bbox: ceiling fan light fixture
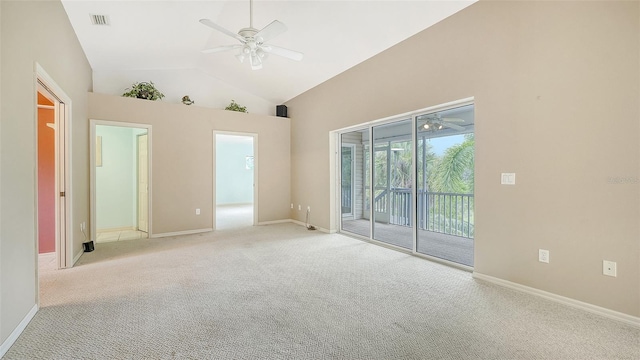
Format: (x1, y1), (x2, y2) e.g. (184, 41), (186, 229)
(199, 0), (304, 70)
(250, 54), (262, 70)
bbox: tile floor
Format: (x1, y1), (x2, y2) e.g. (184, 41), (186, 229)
(216, 204), (253, 230)
(97, 229), (148, 243)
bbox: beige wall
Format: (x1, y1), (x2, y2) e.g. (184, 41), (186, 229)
(0, 0), (93, 346)
(286, 1), (639, 317)
(88, 93), (291, 234)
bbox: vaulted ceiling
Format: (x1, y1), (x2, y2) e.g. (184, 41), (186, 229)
(62, 1), (476, 106)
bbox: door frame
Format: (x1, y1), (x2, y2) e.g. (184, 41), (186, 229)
(213, 131), (259, 229)
(90, 120), (153, 242)
(35, 63), (72, 272)
(137, 133), (149, 233)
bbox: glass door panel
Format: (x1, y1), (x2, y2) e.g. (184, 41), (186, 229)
(372, 119), (413, 249)
(340, 130), (370, 238)
(415, 104), (475, 266)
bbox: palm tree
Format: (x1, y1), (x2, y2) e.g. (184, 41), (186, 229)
(431, 134), (474, 193)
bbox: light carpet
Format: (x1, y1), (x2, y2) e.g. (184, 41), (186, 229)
(4, 223), (639, 359)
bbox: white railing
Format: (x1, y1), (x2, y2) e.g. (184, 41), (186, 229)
(365, 188), (474, 238)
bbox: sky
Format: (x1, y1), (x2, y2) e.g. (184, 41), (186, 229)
(427, 134), (465, 156)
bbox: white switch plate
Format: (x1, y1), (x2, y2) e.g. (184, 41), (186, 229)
(603, 260), (617, 277)
(538, 249), (549, 263)
(290, 203), (294, 209)
(501, 173), (516, 185)
(307, 206), (311, 211)
(298, 205), (301, 211)
(195, 208), (200, 215)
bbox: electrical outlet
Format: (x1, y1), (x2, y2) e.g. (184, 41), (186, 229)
(538, 249), (549, 263)
(298, 205), (301, 211)
(603, 260), (617, 277)
(80, 222), (85, 231)
(195, 208), (200, 215)
(290, 203), (294, 209)
(307, 206), (311, 212)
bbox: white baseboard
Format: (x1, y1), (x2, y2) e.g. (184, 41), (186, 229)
(0, 304), (38, 358)
(257, 219), (292, 226)
(72, 248), (84, 266)
(256, 219), (334, 233)
(289, 219), (333, 233)
(473, 272), (640, 328)
(150, 228), (213, 238)
(97, 226), (136, 232)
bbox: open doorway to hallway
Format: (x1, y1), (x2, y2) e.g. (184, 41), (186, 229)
(215, 133), (257, 230)
(92, 123), (150, 243)
(37, 88), (58, 271)
(36, 66), (72, 272)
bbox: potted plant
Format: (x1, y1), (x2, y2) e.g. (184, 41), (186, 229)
(122, 81), (165, 101)
(225, 100), (247, 113)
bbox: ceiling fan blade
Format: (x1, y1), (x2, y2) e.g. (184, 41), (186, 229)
(201, 44), (242, 54)
(262, 45), (303, 61)
(199, 19), (244, 42)
(440, 122), (465, 131)
(255, 20), (287, 43)
(441, 117), (465, 123)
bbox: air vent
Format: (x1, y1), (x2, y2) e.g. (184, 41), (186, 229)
(90, 14), (110, 26)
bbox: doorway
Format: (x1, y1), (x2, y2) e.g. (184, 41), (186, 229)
(214, 132), (258, 230)
(90, 121), (151, 243)
(36, 65), (71, 271)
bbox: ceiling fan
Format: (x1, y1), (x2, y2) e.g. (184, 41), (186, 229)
(421, 116), (466, 132)
(199, 0), (303, 70)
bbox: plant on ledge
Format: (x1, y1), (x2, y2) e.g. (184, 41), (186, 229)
(225, 100), (248, 113)
(122, 81), (165, 101)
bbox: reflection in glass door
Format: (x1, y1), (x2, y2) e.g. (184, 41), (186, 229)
(341, 145), (354, 217)
(340, 131), (370, 238)
(372, 119), (413, 249)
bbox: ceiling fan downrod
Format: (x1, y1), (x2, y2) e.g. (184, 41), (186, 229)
(249, 0), (254, 29)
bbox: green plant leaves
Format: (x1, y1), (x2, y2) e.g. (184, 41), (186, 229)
(225, 100), (247, 113)
(122, 81), (165, 101)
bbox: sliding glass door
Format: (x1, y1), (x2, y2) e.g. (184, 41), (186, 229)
(415, 104), (475, 266)
(372, 119), (413, 249)
(339, 102), (475, 267)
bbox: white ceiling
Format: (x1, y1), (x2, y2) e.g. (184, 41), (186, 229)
(61, 1), (476, 104)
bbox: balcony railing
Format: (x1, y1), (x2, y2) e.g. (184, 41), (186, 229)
(345, 186), (474, 239)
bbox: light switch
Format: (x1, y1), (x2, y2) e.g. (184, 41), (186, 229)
(501, 173), (516, 185)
